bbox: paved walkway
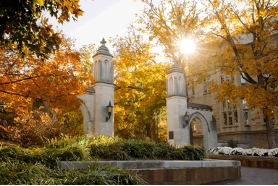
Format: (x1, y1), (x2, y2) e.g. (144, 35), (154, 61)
(214, 167), (278, 185)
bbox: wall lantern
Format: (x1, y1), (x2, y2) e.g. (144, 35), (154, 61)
(106, 101), (113, 122)
(183, 111), (189, 128)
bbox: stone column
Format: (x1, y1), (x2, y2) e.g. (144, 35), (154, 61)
(92, 38), (115, 136)
(166, 62), (188, 145)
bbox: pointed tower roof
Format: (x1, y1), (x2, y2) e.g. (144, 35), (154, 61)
(93, 38), (113, 58)
(168, 62), (183, 74)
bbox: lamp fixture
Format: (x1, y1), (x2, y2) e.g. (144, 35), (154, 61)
(106, 101), (113, 122)
(183, 111), (189, 128)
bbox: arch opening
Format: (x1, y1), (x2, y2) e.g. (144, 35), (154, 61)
(187, 111), (211, 149)
(79, 103), (94, 136)
(189, 117), (204, 146)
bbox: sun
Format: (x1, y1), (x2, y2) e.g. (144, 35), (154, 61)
(180, 39), (196, 54)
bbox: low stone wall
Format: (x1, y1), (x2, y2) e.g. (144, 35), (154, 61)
(134, 166), (240, 185)
(60, 160), (241, 185)
(208, 154), (278, 169)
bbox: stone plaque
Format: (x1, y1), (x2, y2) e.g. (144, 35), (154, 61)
(169, 131), (174, 139)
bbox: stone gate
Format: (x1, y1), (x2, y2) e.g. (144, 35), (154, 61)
(78, 38), (115, 136)
(166, 62), (217, 150)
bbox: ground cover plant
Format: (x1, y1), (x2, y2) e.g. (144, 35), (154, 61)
(0, 161), (146, 185)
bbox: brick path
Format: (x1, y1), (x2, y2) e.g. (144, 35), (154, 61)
(212, 167), (278, 185)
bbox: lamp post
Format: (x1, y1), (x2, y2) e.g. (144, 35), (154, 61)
(106, 101), (113, 122)
(183, 111), (189, 128)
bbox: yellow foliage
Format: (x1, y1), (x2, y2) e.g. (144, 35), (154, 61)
(111, 26), (170, 140)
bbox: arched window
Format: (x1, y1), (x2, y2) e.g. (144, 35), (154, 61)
(98, 59), (102, 81)
(174, 77), (177, 94)
(178, 76), (182, 94)
(105, 60), (109, 81)
(103, 60), (108, 81)
(95, 61), (98, 81)
(169, 77), (173, 95)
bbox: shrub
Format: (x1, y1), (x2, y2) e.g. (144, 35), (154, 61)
(0, 144), (89, 168)
(88, 135), (206, 160)
(1, 135), (207, 167)
(0, 109), (60, 147)
(0, 161), (147, 185)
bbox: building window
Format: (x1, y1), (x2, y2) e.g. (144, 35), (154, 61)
(243, 99), (248, 109)
(220, 74), (234, 83)
(192, 81), (195, 96)
(187, 81), (195, 97)
(223, 101), (226, 111)
(244, 111), (249, 125)
(241, 75), (246, 84)
(241, 99), (250, 126)
(231, 75), (235, 80)
(204, 76), (211, 94)
(204, 84), (208, 93)
(227, 100), (232, 110)
(220, 76), (225, 82)
(234, 111), (238, 125)
(222, 99), (238, 127)
(207, 75), (211, 81)
(223, 113), (227, 125)
(228, 112), (233, 125)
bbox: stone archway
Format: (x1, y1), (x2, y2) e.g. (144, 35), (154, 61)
(166, 62), (218, 150)
(79, 104), (93, 135)
(183, 109), (217, 150)
(189, 117), (203, 146)
(77, 88), (95, 136)
(187, 111), (211, 150)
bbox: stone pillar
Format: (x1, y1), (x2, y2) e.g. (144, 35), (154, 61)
(92, 38), (115, 136)
(166, 62), (189, 145)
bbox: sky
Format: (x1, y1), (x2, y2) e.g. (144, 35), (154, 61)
(49, 0), (146, 50)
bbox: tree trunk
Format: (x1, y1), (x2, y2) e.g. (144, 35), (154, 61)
(265, 114), (277, 149)
(150, 122), (156, 143)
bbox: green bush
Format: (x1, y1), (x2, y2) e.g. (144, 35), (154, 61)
(87, 135), (206, 160)
(0, 135), (206, 185)
(0, 144), (89, 168)
(1, 135), (206, 163)
(0, 161), (147, 185)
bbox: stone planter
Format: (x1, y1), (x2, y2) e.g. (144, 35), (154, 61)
(208, 154), (278, 169)
(60, 160), (241, 185)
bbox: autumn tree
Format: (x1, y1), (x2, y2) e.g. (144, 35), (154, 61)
(0, 37), (92, 115)
(138, 0), (207, 72)
(111, 27), (170, 141)
(137, 0), (278, 148)
(0, 0), (84, 58)
(188, 0), (278, 148)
